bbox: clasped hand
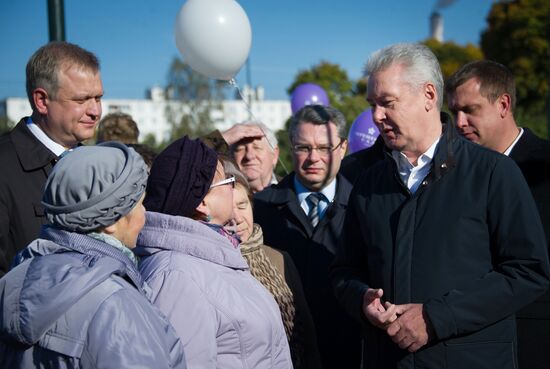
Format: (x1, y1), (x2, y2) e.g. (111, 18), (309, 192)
(363, 288), (432, 352)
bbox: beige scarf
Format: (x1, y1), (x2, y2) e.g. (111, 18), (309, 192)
(240, 224), (296, 340)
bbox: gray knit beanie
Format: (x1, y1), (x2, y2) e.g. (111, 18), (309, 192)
(42, 141), (148, 232)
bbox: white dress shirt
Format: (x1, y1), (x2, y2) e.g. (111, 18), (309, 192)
(391, 137), (440, 194)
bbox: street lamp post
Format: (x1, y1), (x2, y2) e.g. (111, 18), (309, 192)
(47, 0), (65, 42)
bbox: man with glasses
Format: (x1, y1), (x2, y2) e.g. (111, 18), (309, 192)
(254, 105), (361, 369)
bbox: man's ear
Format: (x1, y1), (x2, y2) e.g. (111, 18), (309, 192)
(32, 88), (50, 115)
(498, 93), (512, 118)
(339, 139), (348, 158)
(424, 83), (437, 111)
(272, 146), (280, 167)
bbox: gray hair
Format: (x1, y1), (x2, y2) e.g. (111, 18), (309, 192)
(240, 121), (278, 151)
(364, 43), (444, 110)
(26, 42), (100, 111)
(289, 105), (347, 143)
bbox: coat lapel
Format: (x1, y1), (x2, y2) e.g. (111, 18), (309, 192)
(11, 118), (57, 173)
(269, 174), (315, 237)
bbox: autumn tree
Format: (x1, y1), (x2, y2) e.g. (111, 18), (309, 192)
(165, 58), (227, 143)
(0, 116), (11, 135)
(273, 62), (368, 177)
(423, 39), (483, 79)
(480, 0), (550, 136)
(287, 61), (367, 132)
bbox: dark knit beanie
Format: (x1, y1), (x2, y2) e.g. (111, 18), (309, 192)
(144, 136), (218, 217)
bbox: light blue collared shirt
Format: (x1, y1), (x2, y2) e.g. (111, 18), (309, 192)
(391, 137), (440, 194)
(294, 176), (337, 220)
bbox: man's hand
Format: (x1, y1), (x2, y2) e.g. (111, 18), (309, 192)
(363, 288), (398, 329)
(386, 303), (433, 352)
(222, 124), (265, 146)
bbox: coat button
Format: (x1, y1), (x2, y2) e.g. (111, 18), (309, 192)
(422, 180), (428, 186)
(441, 163), (447, 169)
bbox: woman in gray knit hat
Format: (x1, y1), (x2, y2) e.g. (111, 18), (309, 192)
(0, 142), (186, 369)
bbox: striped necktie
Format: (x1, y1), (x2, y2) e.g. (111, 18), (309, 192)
(307, 193), (321, 228)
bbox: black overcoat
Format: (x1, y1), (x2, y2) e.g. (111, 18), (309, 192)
(0, 119), (56, 275)
(254, 173), (362, 369)
(509, 127), (550, 369)
(331, 123), (550, 369)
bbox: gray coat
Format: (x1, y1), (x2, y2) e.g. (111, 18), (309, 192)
(0, 226), (186, 369)
(135, 212), (293, 369)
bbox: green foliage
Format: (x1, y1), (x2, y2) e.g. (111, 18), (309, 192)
(164, 58), (226, 143)
(423, 39), (484, 79)
(274, 117), (293, 178)
(481, 0), (550, 116)
(516, 107), (548, 138)
(286, 61), (368, 135)
(278, 61), (370, 176)
(0, 116), (12, 135)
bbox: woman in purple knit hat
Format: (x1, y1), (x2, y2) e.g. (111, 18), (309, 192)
(135, 136), (293, 369)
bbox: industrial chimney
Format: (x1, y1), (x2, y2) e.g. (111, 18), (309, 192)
(430, 12), (444, 42)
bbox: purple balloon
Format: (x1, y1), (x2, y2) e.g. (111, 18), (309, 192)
(290, 83), (329, 114)
(347, 109), (380, 154)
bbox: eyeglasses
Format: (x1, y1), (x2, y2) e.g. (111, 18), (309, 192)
(210, 175), (236, 189)
(292, 139), (345, 156)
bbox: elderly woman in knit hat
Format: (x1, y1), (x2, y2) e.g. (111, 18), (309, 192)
(135, 136), (292, 369)
(0, 142), (186, 369)
(227, 163), (321, 369)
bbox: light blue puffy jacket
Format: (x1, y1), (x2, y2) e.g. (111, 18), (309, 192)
(0, 227), (186, 369)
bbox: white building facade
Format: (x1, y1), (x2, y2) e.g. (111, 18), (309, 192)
(1, 86), (291, 144)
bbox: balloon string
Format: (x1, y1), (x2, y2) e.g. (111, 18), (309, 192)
(227, 78), (289, 176)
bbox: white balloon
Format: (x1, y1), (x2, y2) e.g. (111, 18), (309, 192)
(174, 0), (252, 80)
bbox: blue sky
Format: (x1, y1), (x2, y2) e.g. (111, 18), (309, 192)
(0, 0), (494, 101)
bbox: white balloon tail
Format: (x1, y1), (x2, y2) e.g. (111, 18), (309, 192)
(228, 78), (289, 175)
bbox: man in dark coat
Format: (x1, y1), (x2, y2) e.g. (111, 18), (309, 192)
(0, 42), (103, 276)
(446, 60), (550, 369)
(339, 135), (385, 185)
(331, 43), (550, 369)
(254, 105), (362, 369)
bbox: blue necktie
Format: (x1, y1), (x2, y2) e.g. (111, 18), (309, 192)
(307, 193), (321, 227)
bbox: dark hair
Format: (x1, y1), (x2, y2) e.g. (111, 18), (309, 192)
(26, 42), (100, 110)
(446, 60), (516, 111)
(289, 105), (346, 143)
(128, 143), (157, 170)
(97, 113), (140, 144)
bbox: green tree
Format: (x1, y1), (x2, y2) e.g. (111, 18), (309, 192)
(274, 117), (293, 179)
(287, 61), (368, 130)
(164, 58), (227, 143)
(276, 61), (369, 177)
(423, 39), (483, 79)
(0, 116), (13, 135)
(480, 0), (550, 134)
